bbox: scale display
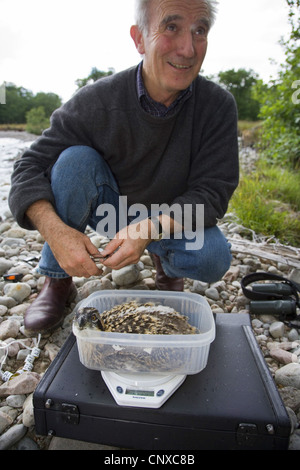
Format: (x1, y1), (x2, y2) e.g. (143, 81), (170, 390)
(101, 371), (186, 408)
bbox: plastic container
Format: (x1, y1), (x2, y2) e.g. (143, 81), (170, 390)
(72, 290), (215, 376)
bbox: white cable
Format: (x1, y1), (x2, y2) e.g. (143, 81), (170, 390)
(0, 335), (41, 382)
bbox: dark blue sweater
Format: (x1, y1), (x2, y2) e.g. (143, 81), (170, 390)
(9, 65), (239, 230)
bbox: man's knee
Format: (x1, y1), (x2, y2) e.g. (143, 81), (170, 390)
(194, 229), (232, 283)
(51, 146), (100, 181)
(160, 227), (232, 283)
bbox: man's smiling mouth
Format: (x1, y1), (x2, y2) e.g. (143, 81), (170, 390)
(168, 61), (192, 70)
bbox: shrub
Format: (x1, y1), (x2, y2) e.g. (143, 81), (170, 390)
(26, 106), (50, 135)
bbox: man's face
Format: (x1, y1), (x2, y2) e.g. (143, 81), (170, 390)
(132, 0), (210, 106)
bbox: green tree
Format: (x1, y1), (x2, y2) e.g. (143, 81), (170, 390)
(255, 0), (300, 169)
(32, 92), (62, 117)
(26, 106), (50, 135)
(0, 84), (33, 124)
(0, 84), (62, 124)
(75, 67), (115, 90)
(217, 68), (260, 121)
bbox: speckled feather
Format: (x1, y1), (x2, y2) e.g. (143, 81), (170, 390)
(74, 301), (198, 335)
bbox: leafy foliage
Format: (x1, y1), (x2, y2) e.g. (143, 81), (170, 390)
(254, 0), (300, 169)
(0, 84), (33, 124)
(217, 69), (260, 121)
(75, 67), (114, 90)
(0, 83), (62, 125)
(26, 107), (50, 135)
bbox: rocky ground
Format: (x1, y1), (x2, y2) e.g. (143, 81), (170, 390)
(0, 132), (299, 450)
(0, 213), (299, 450)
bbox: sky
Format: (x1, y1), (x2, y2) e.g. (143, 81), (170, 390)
(0, 0), (292, 103)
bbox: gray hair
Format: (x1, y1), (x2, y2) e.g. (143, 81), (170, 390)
(134, 0), (218, 34)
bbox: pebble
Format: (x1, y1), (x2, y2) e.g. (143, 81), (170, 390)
(269, 321), (286, 339)
(0, 372), (40, 397)
(6, 394), (26, 408)
(275, 364), (300, 389)
(0, 409), (14, 433)
(0, 424), (27, 450)
(0, 259), (14, 276)
(269, 348), (298, 365)
(0, 319), (21, 340)
(204, 287), (219, 301)
(15, 435), (39, 450)
(22, 393), (35, 427)
(112, 264), (140, 286)
(3, 282), (31, 303)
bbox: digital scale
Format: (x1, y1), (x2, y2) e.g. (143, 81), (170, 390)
(101, 371), (186, 408)
(33, 314), (291, 450)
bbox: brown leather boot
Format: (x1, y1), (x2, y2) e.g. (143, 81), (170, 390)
(24, 277), (77, 335)
(150, 253), (184, 292)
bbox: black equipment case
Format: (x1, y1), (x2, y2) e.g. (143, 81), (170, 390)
(33, 314), (291, 450)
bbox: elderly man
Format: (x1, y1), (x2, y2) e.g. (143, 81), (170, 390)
(9, 0), (239, 335)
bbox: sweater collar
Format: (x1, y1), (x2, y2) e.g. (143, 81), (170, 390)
(136, 61), (192, 117)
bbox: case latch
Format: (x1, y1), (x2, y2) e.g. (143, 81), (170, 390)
(61, 403), (80, 425)
(237, 423), (258, 447)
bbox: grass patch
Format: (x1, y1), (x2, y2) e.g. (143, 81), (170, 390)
(0, 123), (26, 131)
(229, 160), (300, 246)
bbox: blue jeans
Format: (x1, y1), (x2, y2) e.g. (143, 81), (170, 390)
(37, 146), (232, 283)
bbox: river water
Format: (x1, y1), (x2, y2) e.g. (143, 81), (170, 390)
(0, 132), (34, 217)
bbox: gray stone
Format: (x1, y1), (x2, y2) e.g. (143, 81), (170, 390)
(0, 424), (27, 450)
(288, 430), (300, 450)
(289, 269), (300, 285)
(0, 296), (17, 308)
(205, 287), (220, 301)
(190, 280), (209, 295)
(0, 259), (14, 276)
(6, 394), (27, 408)
(3, 282), (31, 303)
(16, 436), (39, 450)
(139, 269), (153, 279)
(0, 222), (11, 234)
(279, 386), (300, 412)
(269, 321), (285, 339)
(0, 237), (26, 247)
(4, 228), (27, 238)
(22, 393), (35, 427)
(0, 372), (40, 397)
(0, 409), (14, 433)
(112, 264), (140, 286)
(0, 305), (7, 316)
(275, 363), (300, 389)
(0, 319), (20, 340)
(78, 279), (105, 299)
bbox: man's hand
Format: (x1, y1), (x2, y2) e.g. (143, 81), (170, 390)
(26, 200), (102, 278)
(99, 215), (183, 270)
(100, 218), (155, 270)
(47, 225), (103, 278)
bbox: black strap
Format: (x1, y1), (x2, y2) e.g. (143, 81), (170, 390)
(241, 272), (300, 307)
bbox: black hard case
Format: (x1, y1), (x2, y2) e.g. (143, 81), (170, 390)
(33, 314), (291, 450)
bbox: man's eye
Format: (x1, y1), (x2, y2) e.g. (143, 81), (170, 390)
(195, 27), (207, 36)
(166, 23), (177, 32)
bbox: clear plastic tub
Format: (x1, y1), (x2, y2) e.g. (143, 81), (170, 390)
(72, 290), (215, 376)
